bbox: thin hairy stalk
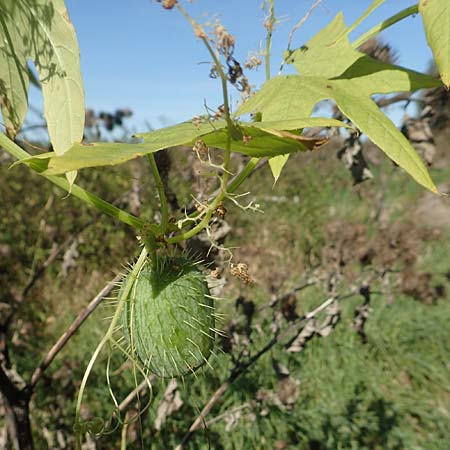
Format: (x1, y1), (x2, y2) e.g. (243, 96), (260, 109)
(75, 247), (148, 447)
(352, 4), (419, 49)
(176, 4), (235, 135)
(166, 195), (222, 244)
(341, 0), (387, 40)
(264, 0), (275, 81)
(0, 133), (152, 231)
(147, 154), (169, 234)
(176, 156), (261, 231)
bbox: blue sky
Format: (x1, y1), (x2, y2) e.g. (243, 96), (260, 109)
(26, 1), (433, 137)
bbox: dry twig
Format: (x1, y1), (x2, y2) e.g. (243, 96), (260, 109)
(29, 274), (122, 389)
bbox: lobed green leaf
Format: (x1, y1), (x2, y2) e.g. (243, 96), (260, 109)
(236, 9), (442, 191)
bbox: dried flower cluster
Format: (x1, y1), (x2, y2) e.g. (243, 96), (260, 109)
(244, 53), (263, 70)
(212, 21), (235, 58)
(208, 20), (252, 99)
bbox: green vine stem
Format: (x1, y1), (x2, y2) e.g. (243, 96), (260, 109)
(0, 133), (156, 232)
(352, 4), (419, 49)
(171, 156), (260, 233)
(166, 157), (259, 244)
(74, 246), (148, 448)
(226, 156), (260, 194)
(147, 154), (169, 234)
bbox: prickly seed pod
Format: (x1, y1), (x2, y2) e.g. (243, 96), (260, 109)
(121, 255), (215, 378)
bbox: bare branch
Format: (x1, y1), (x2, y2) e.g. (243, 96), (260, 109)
(29, 274), (122, 389)
(174, 380), (231, 450)
(204, 403), (251, 427)
(118, 376), (156, 413)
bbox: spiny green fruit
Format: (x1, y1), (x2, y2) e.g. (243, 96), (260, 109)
(121, 255), (215, 378)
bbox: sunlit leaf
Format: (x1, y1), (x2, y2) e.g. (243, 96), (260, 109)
(201, 126), (311, 157)
(0, 0), (85, 188)
(0, 0), (85, 151)
(0, 13), (29, 138)
(250, 117), (351, 132)
(419, 0), (450, 87)
(15, 120), (227, 174)
(269, 155), (289, 185)
(286, 13), (441, 92)
(237, 9), (443, 192)
(135, 119), (227, 145)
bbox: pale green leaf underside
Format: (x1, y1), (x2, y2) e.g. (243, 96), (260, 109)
(419, 0), (450, 87)
(14, 117), (349, 174)
(202, 126), (309, 157)
(0, 0), (85, 152)
(14, 120), (229, 174)
(236, 75), (437, 193)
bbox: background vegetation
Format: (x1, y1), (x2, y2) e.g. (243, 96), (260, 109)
(1, 112), (449, 448)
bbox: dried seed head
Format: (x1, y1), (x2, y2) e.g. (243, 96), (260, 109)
(264, 19), (273, 32)
(214, 104), (225, 119)
(209, 64), (219, 79)
(193, 139), (208, 160)
(160, 0), (177, 10)
(230, 262), (253, 284)
(244, 54), (263, 70)
(194, 25), (206, 39)
(192, 115), (203, 128)
(210, 267), (221, 279)
(213, 21), (235, 57)
(215, 202), (227, 219)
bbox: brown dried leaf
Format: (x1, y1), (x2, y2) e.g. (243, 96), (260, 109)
(268, 129), (329, 150)
(277, 376), (300, 408)
(154, 379), (183, 430)
(286, 320), (316, 353)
